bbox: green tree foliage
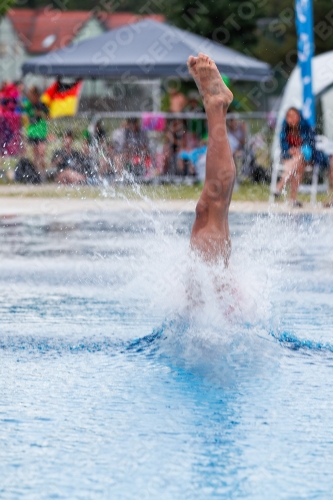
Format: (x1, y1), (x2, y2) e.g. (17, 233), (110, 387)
(157, 0), (265, 53)
(251, 0), (297, 77)
(252, 0), (333, 74)
(0, 0), (16, 17)
(312, 0), (333, 55)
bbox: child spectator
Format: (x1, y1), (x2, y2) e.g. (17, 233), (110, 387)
(23, 86), (49, 179)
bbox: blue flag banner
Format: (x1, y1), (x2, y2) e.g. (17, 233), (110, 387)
(296, 0), (315, 127)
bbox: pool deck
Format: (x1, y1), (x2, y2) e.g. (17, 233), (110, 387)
(0, 185), (332, 217)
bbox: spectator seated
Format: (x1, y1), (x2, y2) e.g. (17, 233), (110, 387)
(121, 118), (151, 177)
(99, 140), (119, 179)
(177, 135), (208, 181)
(227, 118), (246, 155)
(163, 119), (202, 176)
(272, 107), (330, 206)
(162, 119), (185, 175)
(50, 129), (97, 185)
(14, 158), (41, 184)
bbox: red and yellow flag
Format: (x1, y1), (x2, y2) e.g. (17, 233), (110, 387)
(41, 80), (83, 119)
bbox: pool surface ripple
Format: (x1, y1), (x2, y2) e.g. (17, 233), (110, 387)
(0, 210), (332, 499)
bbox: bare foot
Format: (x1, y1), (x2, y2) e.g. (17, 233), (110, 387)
(195, 53), (233, 110)
(187, 55), (202, 96)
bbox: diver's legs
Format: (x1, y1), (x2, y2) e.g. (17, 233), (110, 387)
(187, 53), (235, 262)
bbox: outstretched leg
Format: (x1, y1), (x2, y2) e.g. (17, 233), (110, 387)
(188, 53), (235, 263)
(276, 151), (305, 203)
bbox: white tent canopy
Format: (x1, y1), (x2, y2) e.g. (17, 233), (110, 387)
(272, 51), (333, 161)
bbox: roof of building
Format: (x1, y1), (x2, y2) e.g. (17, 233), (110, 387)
(97, 12), (164, 30)
(7, 9), (164, 54)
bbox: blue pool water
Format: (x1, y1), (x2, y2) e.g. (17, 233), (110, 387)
(0, 209), (333, 499)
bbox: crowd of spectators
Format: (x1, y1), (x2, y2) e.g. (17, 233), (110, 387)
(0, 80), (250, 186)
(3, 80), (331, 201)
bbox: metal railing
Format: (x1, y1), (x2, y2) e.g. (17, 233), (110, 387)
(85, 111), (271, 131)
(45, 111), (274, 182)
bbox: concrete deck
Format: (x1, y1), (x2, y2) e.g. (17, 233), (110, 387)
(0, 185), (331, 217)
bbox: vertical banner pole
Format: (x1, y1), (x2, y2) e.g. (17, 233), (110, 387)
(295, 0), (315, 127)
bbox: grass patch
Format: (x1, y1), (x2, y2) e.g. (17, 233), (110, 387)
(232, 182), (270, 202)
(0, 184), (203, 201)
(0, 181), (331, 205)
